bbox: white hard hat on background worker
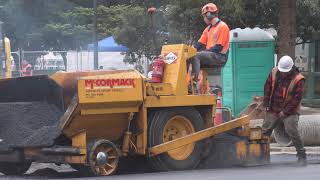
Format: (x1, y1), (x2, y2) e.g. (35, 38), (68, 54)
(278, 55), (294, 72)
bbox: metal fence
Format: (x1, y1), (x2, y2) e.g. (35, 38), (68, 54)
(10, 50), (140, 77)
(11, 50), (67, 77)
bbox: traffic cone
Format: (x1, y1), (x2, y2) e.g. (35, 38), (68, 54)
(214, 91), (223, 126)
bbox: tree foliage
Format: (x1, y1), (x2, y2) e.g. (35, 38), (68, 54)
(96, 5), (130, 37)
(0, 0), (319, 68)
(113, 6), (166, 71)
(41, 7), (93, 51)
(297, 0), (320, 42)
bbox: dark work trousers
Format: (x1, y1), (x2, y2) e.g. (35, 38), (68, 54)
(262, 112), (306, 157)
(188, 51), (228, 78)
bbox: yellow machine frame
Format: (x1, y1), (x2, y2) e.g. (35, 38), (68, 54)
(61, 44), (268, 163)
(8, 44), (269, 176)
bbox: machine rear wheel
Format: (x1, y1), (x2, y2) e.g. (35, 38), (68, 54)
(148, 107), (205, 171)
(0, 162), (31, 175)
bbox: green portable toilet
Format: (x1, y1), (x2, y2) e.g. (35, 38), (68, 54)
(222, 28), (275, 117)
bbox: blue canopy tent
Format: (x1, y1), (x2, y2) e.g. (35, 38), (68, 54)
(87, 36), (128, 52)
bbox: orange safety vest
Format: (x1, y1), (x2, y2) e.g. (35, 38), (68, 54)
(198, 21), (230, 54)
(270, 67), (305, 111)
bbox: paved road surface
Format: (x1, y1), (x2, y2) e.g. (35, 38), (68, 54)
(1, 154), (320, 179)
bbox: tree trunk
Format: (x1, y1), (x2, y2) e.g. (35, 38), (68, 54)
(278, 0), (296, 60)
(244, 0), (257, 28)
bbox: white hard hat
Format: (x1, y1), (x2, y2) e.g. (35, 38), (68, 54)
(278, 55), (294, 72)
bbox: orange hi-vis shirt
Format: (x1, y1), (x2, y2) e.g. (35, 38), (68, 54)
(198, 20), (230, 54)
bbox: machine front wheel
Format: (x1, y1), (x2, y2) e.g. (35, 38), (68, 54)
(87, 139), (120, 176)
(148, 107), (206, 171)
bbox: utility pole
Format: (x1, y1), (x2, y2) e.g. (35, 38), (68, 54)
(147, 7), (157, 53)
(93, 0), (98, 70)
(146, 7), (157, 76)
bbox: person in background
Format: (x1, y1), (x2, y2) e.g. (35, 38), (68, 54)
(20, 59), (33, 77)
(262, 55), (307, 166)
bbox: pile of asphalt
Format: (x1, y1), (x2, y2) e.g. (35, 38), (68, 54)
(0, 102), (63, 151)
(199, 133), (246, 169)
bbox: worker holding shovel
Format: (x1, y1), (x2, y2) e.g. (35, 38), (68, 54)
(262, 55), (307, 166)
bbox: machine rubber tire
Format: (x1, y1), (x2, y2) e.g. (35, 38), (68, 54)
(148, 107), (205, 172)
(0, 162), (31, 175)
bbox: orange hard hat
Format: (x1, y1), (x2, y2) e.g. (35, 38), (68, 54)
(202, 3), (218, 15)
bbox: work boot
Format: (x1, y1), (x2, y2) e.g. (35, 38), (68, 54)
(296, 151), (307, 166)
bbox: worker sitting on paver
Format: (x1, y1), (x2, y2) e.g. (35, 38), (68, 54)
(262, 55), (307, 166)
(189, 3), (230, 84)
